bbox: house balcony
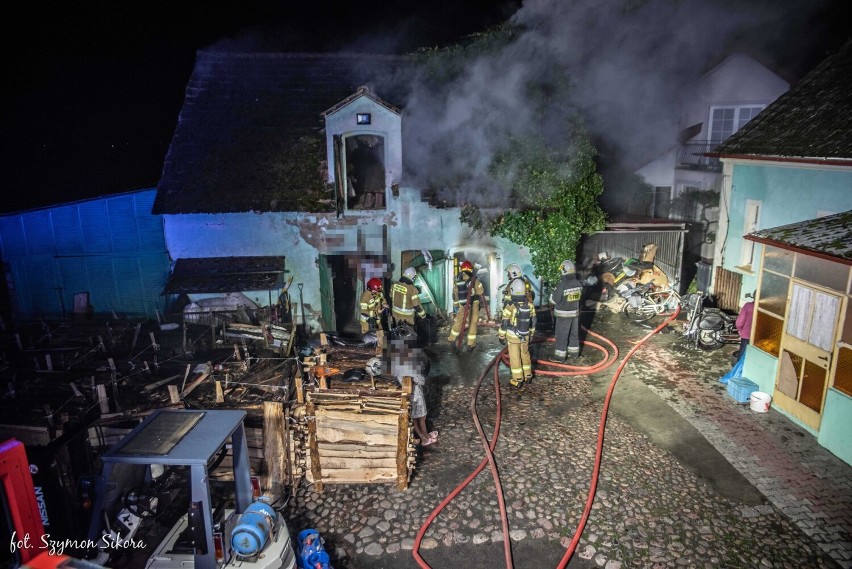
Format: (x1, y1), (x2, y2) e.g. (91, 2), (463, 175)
(678, 140), (723, 172)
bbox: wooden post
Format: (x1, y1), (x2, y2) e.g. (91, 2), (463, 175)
(305, 401), (323, 491)
(215, 381), (224, 403)
(149, 332), (159, 352)
(45, 354), (53, 372)
(168, 385), (180, 405)
(96, 384), (109, 414)
(211, 322), (216, 347)
(234, 344), (242, 361)
(263, 401), (286, 498)
(396, 380), (412, 491)
(295, 364), (304, 404)
(284, 406), (293, 489)
(130, 323), (141, 352)
(181, 363), (191, 392)
(182, 321), (187, 352)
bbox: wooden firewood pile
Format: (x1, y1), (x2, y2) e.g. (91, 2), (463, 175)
(286, 335), (417, 491)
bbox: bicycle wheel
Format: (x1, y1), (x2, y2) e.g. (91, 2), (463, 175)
(622, 297), (657, 322)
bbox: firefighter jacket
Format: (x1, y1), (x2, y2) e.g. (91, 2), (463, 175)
(359, 290), (387, 329)
(550, 273), (583, 318)
(498, 296), (536, 341)
(391, 277), (425, 324)
(501, 277), (535, 306)
(453, 275), (485, 308)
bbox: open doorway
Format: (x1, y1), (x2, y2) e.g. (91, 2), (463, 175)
(345, 135), (386, 210)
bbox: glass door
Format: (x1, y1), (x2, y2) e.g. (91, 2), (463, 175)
(774, 282), (842, 429)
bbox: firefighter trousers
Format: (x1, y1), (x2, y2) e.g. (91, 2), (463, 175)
(448, 300), (480, 346)
(554, 316), (580, 359)
(507, 335), (533, 384)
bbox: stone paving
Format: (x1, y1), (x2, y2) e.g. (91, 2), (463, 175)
(286, 308), (851, 568)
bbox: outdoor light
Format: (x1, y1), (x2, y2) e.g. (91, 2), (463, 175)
(356, 113), (371, 125)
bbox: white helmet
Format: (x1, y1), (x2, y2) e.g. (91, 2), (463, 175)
(560, 260), (576, 275)
(510, 279), (526, 297)
(365, 357), (382, 376)
(506, 264), (522, 279)
(403, 267), (417, 280)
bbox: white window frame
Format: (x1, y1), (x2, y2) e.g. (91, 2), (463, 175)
(709, 105), (765, 142)
(739, 199), (761, 269)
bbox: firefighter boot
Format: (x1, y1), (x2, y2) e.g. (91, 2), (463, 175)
(509, 377), (524, 389)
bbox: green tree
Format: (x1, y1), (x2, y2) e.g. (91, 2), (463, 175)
(486, 129), (606, 285)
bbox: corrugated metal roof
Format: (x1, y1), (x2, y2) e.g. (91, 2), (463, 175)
(745, 210), (852, 264)
(153, 51), (410, 215)
(712, 40), (852, 163)
(163, 256), (286, 294)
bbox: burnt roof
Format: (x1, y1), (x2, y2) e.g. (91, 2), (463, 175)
(712, 41), (852, 163)
(153, 51), (410, 215)
(163, 256), (287, 294)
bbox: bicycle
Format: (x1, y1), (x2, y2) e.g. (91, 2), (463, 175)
(621, 283), (682, 322)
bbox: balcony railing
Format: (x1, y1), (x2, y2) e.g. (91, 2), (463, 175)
(678, 140), (723, 172)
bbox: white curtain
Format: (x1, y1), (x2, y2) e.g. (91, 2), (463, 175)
(786, 284), (812, 341)
(808, 292), (840, 351)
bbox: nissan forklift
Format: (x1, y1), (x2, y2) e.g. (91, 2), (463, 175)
(86, 409), (297, 569)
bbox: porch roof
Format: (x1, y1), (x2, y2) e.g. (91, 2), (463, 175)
(745, 210), (852, 265)
(162, 256), (287, 294)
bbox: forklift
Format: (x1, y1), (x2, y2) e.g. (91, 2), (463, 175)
(86, 409), (297, 569)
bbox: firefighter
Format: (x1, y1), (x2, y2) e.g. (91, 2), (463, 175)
(498, 278), (536, 387)
(550, 259), (584, 362)
(502, 263), (535, 307)
(448, 260), (486, 352)
(360, 277), (387, 349)
(391, 267), (426, 328)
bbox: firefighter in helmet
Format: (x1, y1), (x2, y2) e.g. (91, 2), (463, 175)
(499, 278), (537, 387)
(448, 260), (486, 352)
(360, 277), (388, 346)
(502, 263), (535, 308)
(550, 259), (583, 362)
(391, 267), (426, 328)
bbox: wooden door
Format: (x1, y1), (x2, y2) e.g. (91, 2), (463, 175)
(774, 282), (842, 429)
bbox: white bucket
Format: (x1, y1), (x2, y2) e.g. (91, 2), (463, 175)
(750, 391), (772, 413)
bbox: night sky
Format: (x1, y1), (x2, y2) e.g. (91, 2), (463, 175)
(0, 0), (848, 214)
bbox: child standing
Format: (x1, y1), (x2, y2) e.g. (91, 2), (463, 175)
(388, 328), (437, 446)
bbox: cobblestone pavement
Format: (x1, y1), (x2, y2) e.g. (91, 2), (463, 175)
(287, 307), (852, 569)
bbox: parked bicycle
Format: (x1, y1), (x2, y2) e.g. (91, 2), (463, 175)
(620, 282), (682, 322)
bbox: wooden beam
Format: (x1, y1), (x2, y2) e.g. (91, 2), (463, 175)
(263, 401), (286, 498)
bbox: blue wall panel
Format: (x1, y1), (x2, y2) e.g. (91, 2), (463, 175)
(51, 206), (85, 256)
(0, 217), (27, 256)
(1, 189), (168, 318)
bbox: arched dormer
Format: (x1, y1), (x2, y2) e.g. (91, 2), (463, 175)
(322, 87), (402, 214)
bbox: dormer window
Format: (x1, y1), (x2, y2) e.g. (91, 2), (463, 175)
(345, 134), (385, 210)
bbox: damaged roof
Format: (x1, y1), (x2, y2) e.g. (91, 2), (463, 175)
(745, 210), (852, 265)
(153, 50), (409, 215)
(712, 40), (852, 164)
(163, 256), (287, 294)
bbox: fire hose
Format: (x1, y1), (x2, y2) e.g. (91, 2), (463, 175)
(413, 307), (680, 568)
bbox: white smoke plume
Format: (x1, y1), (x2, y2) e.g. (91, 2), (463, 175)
(390, 0), (839, 207)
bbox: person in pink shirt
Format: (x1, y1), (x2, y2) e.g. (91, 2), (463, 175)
(734, 292), (755, 358)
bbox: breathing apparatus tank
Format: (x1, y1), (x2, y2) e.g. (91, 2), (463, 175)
(231, 500), (277, 557)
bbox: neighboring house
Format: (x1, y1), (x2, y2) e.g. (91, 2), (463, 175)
(0, 188), (170, 319)
(709, 40), (852, 465)
(152, 50), (534, 334)
(635, 53), (789, 287)
(710, 40), (852, 310)
(741, 211), (852, 466)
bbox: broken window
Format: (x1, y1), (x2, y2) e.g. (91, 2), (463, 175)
(344, 135), (386, 210)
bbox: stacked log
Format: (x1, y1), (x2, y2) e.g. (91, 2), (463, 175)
(289, 381), (416, 491)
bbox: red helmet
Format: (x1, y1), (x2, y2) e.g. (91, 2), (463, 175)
(367, 277), (383, 292)
(460, 260), (474, 274)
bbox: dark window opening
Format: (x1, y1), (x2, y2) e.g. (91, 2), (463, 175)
(345, 135), (386, 210)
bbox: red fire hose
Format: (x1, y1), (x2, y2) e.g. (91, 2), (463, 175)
(413, 308), (680, 568)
